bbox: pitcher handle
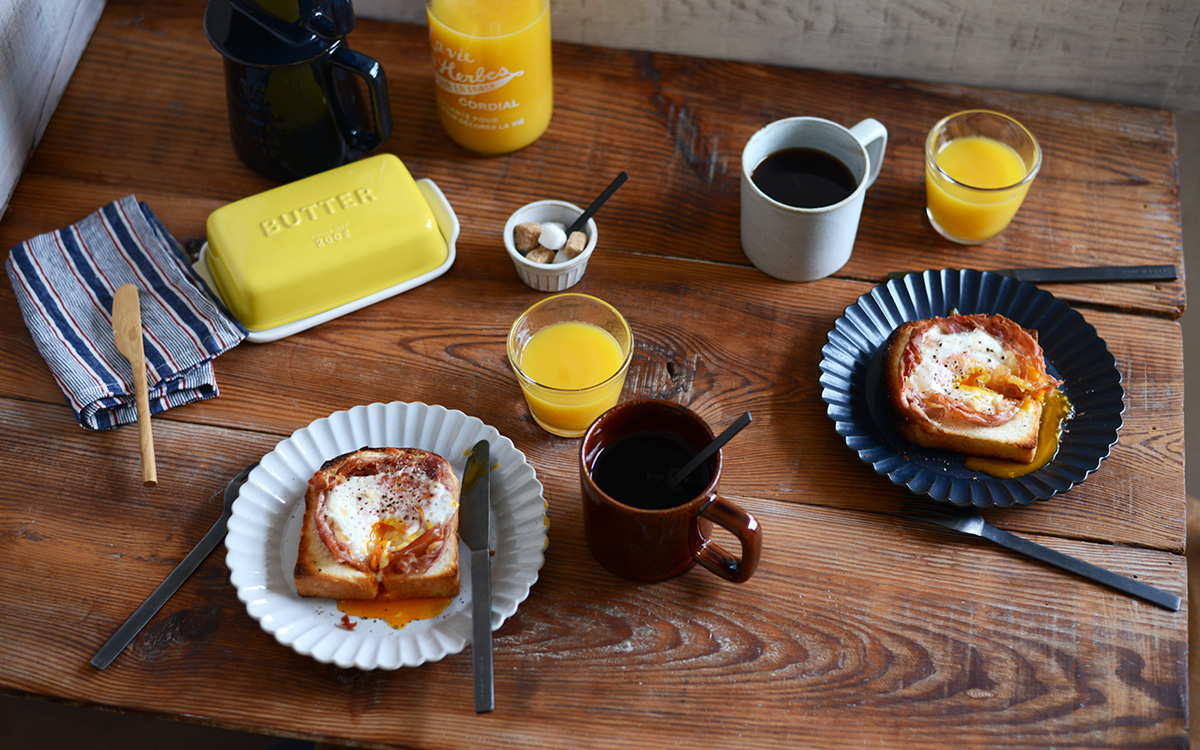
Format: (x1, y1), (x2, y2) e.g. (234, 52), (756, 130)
(329, 45), (393, 154)
(850, 118), (888, 190)
(696, 495), (762, 583)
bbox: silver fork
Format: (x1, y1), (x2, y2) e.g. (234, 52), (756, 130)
(899, 502), (1180, 611)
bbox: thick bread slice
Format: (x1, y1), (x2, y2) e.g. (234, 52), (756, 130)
(294, 447), (461, 600)
(886, 319), (1043, 463)
(380, 511), (459, 599)
(295, 492), (379, 599)
(891, 395), (1042, 463)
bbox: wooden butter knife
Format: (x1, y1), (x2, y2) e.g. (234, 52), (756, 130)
(112, 284), (157, 487)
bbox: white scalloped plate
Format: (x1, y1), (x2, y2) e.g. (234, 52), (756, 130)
(224, 401), (547, 670)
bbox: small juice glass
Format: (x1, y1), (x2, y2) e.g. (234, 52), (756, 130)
(507, 294), (633, 438)
(426, 0), (553, 154)
(924, 110), (1041, 244)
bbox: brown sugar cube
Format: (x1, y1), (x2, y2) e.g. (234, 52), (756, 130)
(564, 231), (588, 259)
(513, 221), (541, 253)
(526, 247), (555, 264)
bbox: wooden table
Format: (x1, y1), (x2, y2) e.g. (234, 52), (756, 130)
(0, 1), (1187, 747)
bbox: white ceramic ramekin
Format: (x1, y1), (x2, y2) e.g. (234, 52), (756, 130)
(503, 200), (599, 292)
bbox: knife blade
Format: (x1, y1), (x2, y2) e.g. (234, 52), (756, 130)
(887, 265), (1178, 283)
(91, 462), (257, 669)
(461, 440), (493, 713)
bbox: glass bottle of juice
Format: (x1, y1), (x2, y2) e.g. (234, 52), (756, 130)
(426, 0), (553, 154)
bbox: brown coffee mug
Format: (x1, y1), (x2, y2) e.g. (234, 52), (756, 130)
(580, 399), (762, 583)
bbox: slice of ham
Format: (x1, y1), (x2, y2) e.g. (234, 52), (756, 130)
(893, 313), (1061, 429)
(311, 449), (452, 576)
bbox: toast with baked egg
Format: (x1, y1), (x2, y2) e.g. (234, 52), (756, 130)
(294, 447), (460, 600)
(886, 313), (1061, 463)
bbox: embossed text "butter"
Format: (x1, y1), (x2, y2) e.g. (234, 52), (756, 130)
(260, 188), (378, 236)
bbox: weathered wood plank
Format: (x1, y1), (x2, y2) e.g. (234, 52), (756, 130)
(357, 0), (1200, 113)
(0, 0), (105, 217)
(0, 233), (1184, 551)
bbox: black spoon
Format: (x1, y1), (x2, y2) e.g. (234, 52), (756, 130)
(669, 412), (752, 487)
(566, 171), (628, 235)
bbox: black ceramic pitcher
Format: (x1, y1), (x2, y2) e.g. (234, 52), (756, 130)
(205, 0), (392, 182)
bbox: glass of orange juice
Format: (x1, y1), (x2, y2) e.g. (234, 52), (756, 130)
(425, 0), (553, 154)
(507, 294), (633, 437)
(924, 110), (1041, 244)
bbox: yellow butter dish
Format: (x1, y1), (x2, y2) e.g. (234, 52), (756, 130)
(197, 153), (458, 343)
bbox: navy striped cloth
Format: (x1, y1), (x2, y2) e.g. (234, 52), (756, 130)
(5, 195), (247, 430)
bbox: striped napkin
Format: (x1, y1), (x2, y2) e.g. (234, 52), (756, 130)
(5, 195), (247, 430)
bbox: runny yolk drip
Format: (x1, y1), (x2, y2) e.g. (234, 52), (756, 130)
(964, 389), (1075, 479)
(367, 514), (432, 571)
(337, 596), (452, 629)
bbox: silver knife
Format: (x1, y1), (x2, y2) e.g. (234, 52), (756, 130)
(91, 462), (258, 669)
(461, 440), (493, 713)
(887, 265), (1178, 283)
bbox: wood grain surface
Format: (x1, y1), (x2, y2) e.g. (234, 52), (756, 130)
(0, 1), (1187, 748)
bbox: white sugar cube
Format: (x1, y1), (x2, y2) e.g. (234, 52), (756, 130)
(538, 221), (567, 251)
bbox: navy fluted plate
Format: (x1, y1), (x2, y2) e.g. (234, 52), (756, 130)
(819, 269), (1125, 507)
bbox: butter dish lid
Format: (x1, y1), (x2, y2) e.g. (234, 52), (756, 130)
(203, 154), (457, 341)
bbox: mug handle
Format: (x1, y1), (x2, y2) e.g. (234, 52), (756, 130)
(329, 45), (394, 154)
(850, 118), (888, 190)
(696, 496), (762, 583)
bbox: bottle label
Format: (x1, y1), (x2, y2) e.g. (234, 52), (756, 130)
(425, 5), (553, 152)
(432, 46), (525, 96)
(434, 47), (523, 97)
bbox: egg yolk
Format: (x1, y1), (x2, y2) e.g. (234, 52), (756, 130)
(964, 389), (1074, 479)
(337, 596), (452, 629)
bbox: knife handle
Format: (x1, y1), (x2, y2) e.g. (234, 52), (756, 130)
(91, 510), (232, 669)
(1001, 265), (1178, 283)
(471, 548), (494, 713)
(979, 524), (1180, 611)
(887, 265), (1178, 283)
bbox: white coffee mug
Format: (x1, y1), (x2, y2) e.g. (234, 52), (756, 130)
(740, 117), (887, 281)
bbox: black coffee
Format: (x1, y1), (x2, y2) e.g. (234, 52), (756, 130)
(591, 430), (712, 510)
(751, 147), (858, 208)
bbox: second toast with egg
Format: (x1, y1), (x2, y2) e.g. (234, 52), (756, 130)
(885, 314), (1060, 463)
